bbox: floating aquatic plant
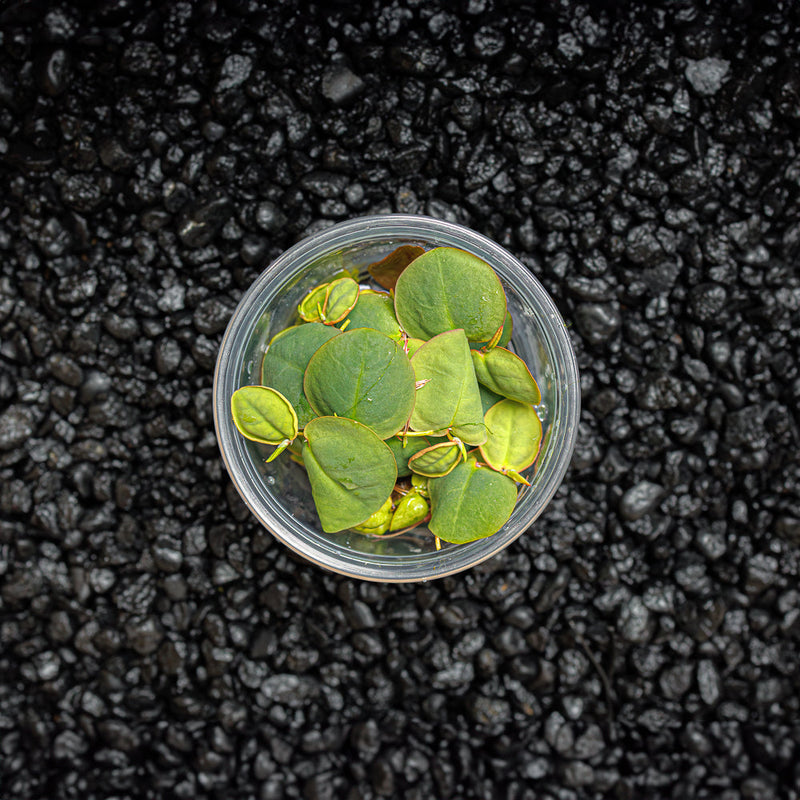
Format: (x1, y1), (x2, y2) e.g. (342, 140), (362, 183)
(230, 245), (543, 543)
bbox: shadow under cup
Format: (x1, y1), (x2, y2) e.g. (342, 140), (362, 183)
(213, 215), (580, 582)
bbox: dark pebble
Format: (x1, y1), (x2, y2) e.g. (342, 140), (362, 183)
(178, 196), (232, 247)
(689, 283), (727, 322)
(745, 554), (778, 595)
(46, 611), (73, 643)
(47, 354), (83, 387)
(60, 174), (103, 213)
(39, 48), (70, 96)
(300, 172), (348, 199)
(619, 481), (665, 521)
(466, 695), (512, 727)
(345, 601), (377, 630)
(659, 663), (694, 699)
(321, 65), (365, 106)
(0, 405), (36, 450)
(618, 597), (654, 644)
(472, 26), (507, 59)
(154, 338), (182, 375)
(215, 54), (252, 92)
(193, 298), (235, 336)
(563, 761), (594, 788)
(121, 41), (164, 77)
(125, 617), (163, 655)
(370, 760), (395, 796)
(351, 720), (380, 760)
(98, 138), (135, 172)
(53, 730), (88, 760)
(574, 303), (621, 346)
(254, 201), (286, 233)
(103, 313), (139, 341)
(697, 659), (721, 705)
(98, 720), (140, 752)
(685, 58), (730, 96)
(111, 573), (154, 615)
(2, 571), (43, 603)
(573, 725), (605, 759)
(260, 675), (320, 708)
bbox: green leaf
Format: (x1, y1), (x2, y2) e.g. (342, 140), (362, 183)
(390, 490), (429, 531)
(479, 399), (543, 473)
(470, 310), (513, 350)
(352, 496), (393, 535)
(231, 386), (298, 445)
(261, 323), (341, 428)
(298, 284), (329, 322)
(385, 435), (431, 478)
(408, 440), (463, 477)
(409, 329), (486, 445)
(478, 383), (504, 416)
(471, 347), (542, 405)
(428, 457), (518, 543)
(450, 421), (486, 445)
(304, 328), (416, 439)
(340, 290), (402, 339)
(302, 416), (397, 533)
(323, 276), (359, 323)
(367, 245), (425, 291)
(297, 277), (359, 324)
(394, 247), (507, 341)
(404, 337), (425, 358)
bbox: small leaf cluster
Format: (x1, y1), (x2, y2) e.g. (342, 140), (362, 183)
(230, 246), (543, 544)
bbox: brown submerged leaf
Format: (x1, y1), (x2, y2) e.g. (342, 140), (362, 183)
(367, 245), (425, 291)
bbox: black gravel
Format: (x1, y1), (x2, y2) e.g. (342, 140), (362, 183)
(2, 2), (800, 798)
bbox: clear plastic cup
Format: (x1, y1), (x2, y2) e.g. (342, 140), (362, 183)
(213, 215), (580, 582)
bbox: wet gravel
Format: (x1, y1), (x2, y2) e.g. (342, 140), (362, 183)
(2, 2), (800, 798)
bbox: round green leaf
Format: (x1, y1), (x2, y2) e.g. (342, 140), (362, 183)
(470, 310), (513, 350)
(302, 416), (397, 533)
(368, 245), (426, 291)
(390, 490), (429, 532)
(323, 276), (359, 323)
(304, 328), (416, 439)
(341, 290), (402, 338)
(385, 435), (431, 478)
(408, 441), (463, 477)
(428, 457), (518, 544)
(298, 283), (329, 322)
(409, 329), (485, 445)
(394, 247), (507, 341)
(231, 386), (298, 445)
(297, 277), (359, 324)
(471, 347), (542, 405)
(479, 399), (543, 473)
(261, 323), (341, 428)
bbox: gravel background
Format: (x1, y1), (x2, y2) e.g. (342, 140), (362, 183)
(2, 2), (800, 798)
